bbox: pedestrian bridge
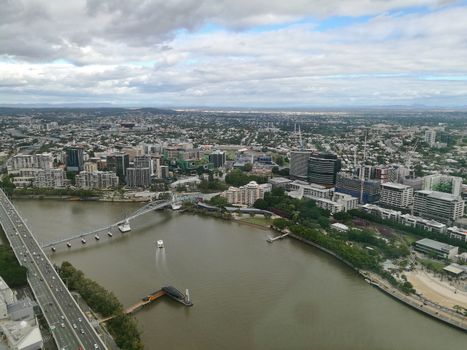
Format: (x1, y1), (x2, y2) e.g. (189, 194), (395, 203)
(41, 193), (201, 249)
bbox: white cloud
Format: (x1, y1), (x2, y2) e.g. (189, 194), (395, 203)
(0, 0), (466, 106)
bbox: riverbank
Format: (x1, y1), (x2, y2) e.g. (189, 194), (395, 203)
(12, 198), (467, 349)
(12, 194), (150, 202)
(283, 230), (467, 332)
(364, 271), (467, 332)
(59, 261), (144, 350)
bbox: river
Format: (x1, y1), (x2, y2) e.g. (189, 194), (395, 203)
(11, 199), (467, 350)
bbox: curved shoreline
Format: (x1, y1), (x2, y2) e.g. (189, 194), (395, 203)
(285, 231), (467, 333)
(9, 197), (467, 333)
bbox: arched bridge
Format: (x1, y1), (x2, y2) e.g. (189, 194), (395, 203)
(41, 193), (204, 249)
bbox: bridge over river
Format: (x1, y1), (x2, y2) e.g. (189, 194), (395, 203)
(41, 192), (216, 250)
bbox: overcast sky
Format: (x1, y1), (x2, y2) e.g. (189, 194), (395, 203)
(1, 0), (467, 108)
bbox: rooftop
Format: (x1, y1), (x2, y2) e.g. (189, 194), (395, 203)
(416, 190), (462, 201)
(382, 182), (412, 190)
(415, 238), (457, 252)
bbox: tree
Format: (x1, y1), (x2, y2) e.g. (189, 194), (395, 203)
(225, 169), (267, 187)
(272, 218), (289, 230)
(333, 211), (352, 222)
(0, 174), (15, 196)
(208, 195), (228, 207)
(242, 163), (253, 172)
(274, 155), (285, 166)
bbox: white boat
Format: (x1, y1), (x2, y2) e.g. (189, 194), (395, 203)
(107, 231), (113, 237)
(94, 235), (100, 241)
(171, 203), (182, 210)
(81, 238), (86, 244)
(66, 242), (71, 248)
(157, 240), (164, 248)
(118, 219), (131, 233)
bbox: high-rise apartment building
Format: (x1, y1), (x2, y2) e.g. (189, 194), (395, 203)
(424, 129), (436, 147)
(413, 190), (465, 224)
(379, 182), (414, 209)
(222, 181), (271, 207)
(7, 154), (53, 174)
(75, 171), (119, 189)
(33, 169), (68, 188)
(126, 167), (151, 188)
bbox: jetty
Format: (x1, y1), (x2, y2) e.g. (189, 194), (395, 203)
(267, 233), (289, 243)
(100, 285), (192, 323)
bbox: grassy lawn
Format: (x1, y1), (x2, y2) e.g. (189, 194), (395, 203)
(239, 216), (273, 227)
(403, 233), (421, 245)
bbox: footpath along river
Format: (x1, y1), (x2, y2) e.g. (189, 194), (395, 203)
(10, 199), (467, 350)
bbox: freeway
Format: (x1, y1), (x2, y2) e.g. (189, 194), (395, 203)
(0, 188), (107, 350)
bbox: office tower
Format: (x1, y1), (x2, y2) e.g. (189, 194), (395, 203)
(290, 151), (312, 180)
(209, 150), (226, 168)
(106, 153), (129, 182)
(160, 165), (169, 179)
(308, 153), (341, 187)
(65, 147), (84, 172)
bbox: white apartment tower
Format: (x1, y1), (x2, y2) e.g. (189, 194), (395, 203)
(413, 190), (465, 224)
(424, 129), (436, 147)
(380, 182), (414, 209)
(223, 181), (271, 207)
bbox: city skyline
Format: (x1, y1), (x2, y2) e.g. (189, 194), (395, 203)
(1, 0), (467, 108)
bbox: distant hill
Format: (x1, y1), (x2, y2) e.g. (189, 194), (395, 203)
(0, 106), (177, 116)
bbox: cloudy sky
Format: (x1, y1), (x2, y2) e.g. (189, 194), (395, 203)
(1, 0), (467, 108)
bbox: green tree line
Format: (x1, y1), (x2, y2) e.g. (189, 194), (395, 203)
(0, 245), (28, 287)
(59, 261), (144, 350)
(225, 169), (268, 187)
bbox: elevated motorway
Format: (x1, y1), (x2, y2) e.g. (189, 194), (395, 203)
(0, 189), (107, 350)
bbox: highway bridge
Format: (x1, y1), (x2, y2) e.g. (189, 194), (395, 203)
(0, 188), (108, 350)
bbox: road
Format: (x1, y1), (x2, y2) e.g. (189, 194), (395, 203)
(0, 188), (107, 350)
